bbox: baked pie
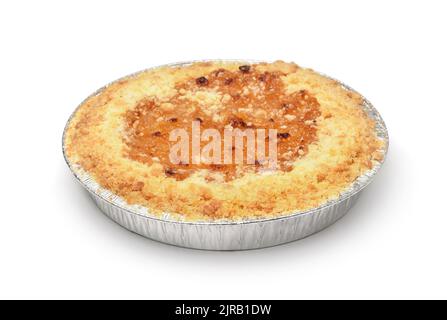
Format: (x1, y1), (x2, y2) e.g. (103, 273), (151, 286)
(64, 61), (384, 221)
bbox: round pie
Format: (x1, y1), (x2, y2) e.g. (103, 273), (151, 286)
(64, 61), (384, 221)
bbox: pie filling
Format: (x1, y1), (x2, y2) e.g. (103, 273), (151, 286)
(124, 65), (321, 181)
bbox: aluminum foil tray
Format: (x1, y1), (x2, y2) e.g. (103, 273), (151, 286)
(62, 60), (389, 250)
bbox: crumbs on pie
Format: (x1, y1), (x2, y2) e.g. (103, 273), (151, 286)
(64, 61), (384, 221)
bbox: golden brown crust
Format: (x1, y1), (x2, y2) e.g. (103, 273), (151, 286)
(64, 61), (384, 221)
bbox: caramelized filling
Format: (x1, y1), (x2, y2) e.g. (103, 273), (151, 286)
(124, 65), (321, 181)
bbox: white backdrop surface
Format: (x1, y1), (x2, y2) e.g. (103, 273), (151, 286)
(0, 0), (446, 299)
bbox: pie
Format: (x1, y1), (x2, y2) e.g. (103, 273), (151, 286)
(64, 61), (384, 221)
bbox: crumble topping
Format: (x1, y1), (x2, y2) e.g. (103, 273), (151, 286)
(124, 65), (320, 181)
(64, 61), (384, 221)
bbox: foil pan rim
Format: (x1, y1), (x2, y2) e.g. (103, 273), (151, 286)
(62, 59), (389, 226)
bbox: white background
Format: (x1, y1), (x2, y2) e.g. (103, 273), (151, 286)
(0, 0), (446, 300)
